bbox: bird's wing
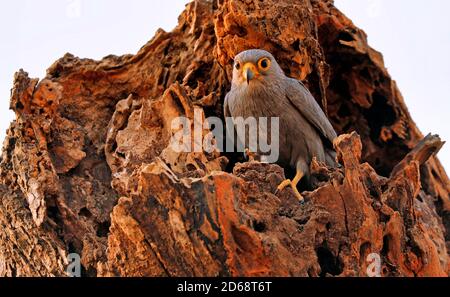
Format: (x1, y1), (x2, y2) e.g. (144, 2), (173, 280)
(285, 78), (337, 146)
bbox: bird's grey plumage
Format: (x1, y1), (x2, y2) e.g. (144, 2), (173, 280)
(224, 49), (337, 184)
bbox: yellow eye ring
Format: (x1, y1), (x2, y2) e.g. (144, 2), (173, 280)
(258, 57), (271, 71)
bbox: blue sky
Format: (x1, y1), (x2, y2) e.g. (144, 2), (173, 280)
(0, 0), (449, 171)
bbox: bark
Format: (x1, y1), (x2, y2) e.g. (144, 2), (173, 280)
(0, 0), (449, 276)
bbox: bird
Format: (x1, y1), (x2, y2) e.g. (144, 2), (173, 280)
(224, 49), (338, 202)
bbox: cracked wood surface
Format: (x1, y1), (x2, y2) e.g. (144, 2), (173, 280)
(0, 0), (449, 276)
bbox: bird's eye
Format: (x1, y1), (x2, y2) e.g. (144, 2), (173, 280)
(258, 58), (271, 71)
(234, 62), (240, 70)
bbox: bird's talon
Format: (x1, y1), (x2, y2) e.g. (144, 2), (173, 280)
(276, 179), (292, 192)
(294, 191), (305, 203)
(276, 178), (304, 203)
(274, 179), (289, 196)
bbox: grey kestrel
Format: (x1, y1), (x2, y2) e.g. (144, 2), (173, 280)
(224, 49), (338, 201)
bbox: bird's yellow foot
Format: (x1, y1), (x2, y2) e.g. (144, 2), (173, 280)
(275, 169), (305, 202)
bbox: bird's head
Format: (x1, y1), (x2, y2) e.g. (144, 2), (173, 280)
(231, 49), (284, 88)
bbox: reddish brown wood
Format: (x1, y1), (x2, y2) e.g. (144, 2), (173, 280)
(0, 0), (448, 276)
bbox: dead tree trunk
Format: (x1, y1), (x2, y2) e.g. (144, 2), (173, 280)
(0, 0), (448, 276)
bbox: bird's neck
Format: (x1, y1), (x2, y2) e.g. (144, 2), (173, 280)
(232, 81), (283, 113)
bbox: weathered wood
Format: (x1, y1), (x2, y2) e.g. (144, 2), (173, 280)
(0, 0), (448, 276)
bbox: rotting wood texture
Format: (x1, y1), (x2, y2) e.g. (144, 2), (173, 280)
(0, 0), (448, 276)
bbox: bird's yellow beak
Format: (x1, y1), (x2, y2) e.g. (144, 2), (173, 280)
(242, 62), (259, 84)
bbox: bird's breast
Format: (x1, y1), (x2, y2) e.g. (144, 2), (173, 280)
(229, 86), (283, 118)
